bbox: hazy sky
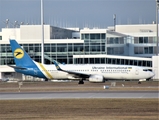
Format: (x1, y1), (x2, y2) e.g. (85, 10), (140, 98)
(0, 0), (156, 29)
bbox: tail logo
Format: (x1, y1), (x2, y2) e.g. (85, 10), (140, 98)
(14, 48), (24, 59)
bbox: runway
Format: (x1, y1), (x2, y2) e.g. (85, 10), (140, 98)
(0, 91), (158, 100)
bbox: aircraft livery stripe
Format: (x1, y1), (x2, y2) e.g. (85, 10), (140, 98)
(38, 63), (53, 79)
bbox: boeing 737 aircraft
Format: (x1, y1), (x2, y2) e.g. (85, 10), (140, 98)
(9, 39), (155, 84)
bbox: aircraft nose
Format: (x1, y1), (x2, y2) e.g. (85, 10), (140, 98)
(150, 72), (155, 78)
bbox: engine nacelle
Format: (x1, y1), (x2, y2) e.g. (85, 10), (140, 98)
(139, 79), (146, 82)
(89, 75), (104, 83)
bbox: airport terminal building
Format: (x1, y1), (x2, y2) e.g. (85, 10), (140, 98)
(0, 24), (159, 80)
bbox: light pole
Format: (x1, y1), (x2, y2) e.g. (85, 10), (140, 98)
(41, 0), (44, 64)
(156, 0), (159, 55)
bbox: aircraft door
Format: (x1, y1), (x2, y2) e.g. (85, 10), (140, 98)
(135, 68), (139, 75)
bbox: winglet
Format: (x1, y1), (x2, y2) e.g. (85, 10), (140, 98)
(53, 60), (62, 71)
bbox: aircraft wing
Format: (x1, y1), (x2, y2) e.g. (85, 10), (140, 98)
(53, 60), (90, 78)
(63, 70), (90, 78)
(8, 65), (27, 70)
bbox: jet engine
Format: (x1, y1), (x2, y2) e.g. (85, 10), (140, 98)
(89, 75), (104, 83)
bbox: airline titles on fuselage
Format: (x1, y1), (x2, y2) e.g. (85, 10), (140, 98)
(92, 66), (132, 70)
(92, 66), (132, 74)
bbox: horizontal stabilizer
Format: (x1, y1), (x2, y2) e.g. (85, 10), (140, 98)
(8, 65), (27, 70)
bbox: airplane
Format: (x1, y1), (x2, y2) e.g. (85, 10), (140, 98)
(9, 39), (155, 84)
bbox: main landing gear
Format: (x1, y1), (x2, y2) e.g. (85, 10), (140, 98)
(78, 79), (84, 84)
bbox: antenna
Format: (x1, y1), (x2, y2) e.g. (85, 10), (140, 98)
(21, 22), (24, 25)
(6, 19), (9, 28)
(14, 21), (18, 28)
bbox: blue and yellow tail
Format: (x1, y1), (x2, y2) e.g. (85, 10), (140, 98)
(9, 39), (50, 80)
(10, 39), (36, 67)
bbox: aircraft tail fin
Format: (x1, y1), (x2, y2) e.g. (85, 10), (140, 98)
(9, 39), (36, 67)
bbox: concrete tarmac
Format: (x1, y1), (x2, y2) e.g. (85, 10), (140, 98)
(0, 81), (158, 100)
(0, 91), (158, 100)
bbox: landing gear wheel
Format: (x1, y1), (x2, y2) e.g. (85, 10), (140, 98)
(78, 80), (84, 84)
(138, 81), (141, 84)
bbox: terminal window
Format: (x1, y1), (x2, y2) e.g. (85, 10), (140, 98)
(139, 37), (143, 43)
(101, 34), (105, 39)
(136, 37), (152, 44)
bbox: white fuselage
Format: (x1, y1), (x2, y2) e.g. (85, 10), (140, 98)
(35, 62), (154, 80)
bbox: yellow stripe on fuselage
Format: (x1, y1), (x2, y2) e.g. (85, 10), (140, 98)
(38, 63), (53, 79)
